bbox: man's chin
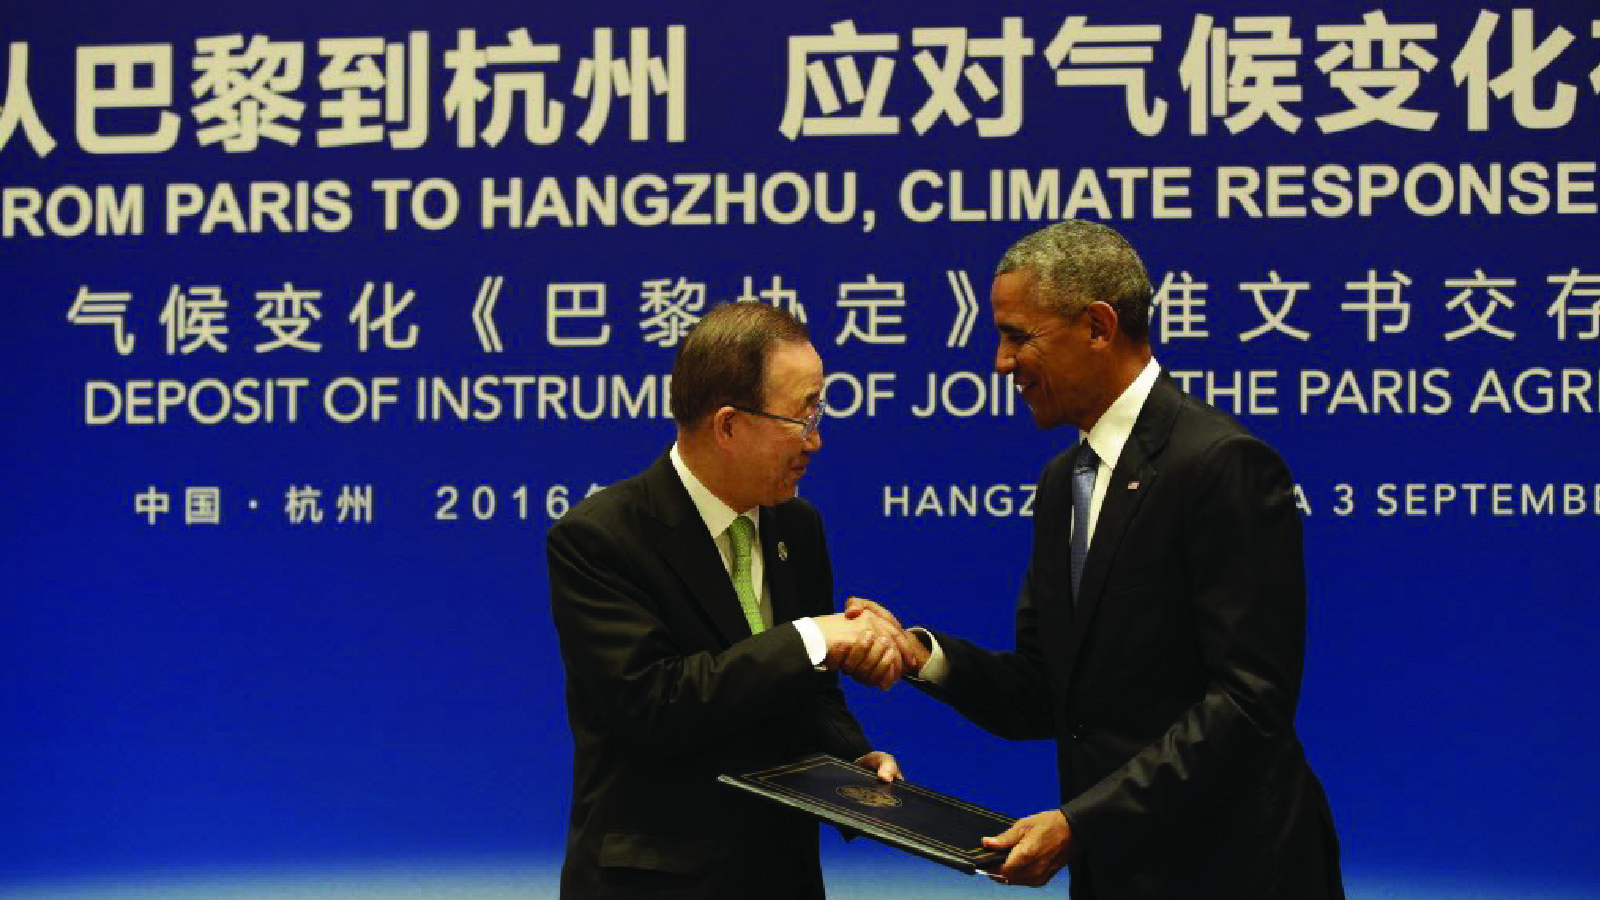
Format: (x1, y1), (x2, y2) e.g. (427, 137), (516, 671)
(1026, 404), (1071, 430)
(763, 482), (801, 505)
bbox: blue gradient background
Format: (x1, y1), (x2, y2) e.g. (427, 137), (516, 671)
(4, 2), (1598, 897)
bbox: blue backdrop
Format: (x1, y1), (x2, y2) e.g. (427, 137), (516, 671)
(4, 2), (1598, 898)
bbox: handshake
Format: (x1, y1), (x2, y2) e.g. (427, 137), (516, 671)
(816, 598), (930, 690)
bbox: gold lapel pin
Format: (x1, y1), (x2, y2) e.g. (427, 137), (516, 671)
(777, 541), (789, 561)
(1128, 480), (1140, 490)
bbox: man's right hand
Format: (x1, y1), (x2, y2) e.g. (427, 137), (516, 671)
(846, 597), (930, 673)
(816, 609), (918, 690)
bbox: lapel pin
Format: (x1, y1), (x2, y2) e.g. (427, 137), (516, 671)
(1128, 480), (1140, 490)
(777, 541), (789, 561)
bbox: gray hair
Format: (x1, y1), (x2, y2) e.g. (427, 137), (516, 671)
(994, 220), (1154, 343)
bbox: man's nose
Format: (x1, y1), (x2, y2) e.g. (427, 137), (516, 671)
(995, 344), (1015, 375)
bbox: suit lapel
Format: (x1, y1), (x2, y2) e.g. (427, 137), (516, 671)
(1062, 445), (1157, 668)
(1060, 376), (1183, 686)
(642, 454), (750, 647)
(759, 506), (803, 625)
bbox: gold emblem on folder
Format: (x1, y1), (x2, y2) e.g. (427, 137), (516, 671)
(837, 785), (902, 808)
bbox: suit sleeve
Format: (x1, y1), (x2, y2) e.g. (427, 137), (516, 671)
(1063, 433), (1307, 849)
(908, 460), (1061, 742)
(548, 510), (822, 757)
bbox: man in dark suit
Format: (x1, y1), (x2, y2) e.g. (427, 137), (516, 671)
(547, 301), (912, 899)
(857, 221), (1344, 898)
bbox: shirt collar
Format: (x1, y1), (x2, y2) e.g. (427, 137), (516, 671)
(1083, 357), (1162, 469)
(670, 443), (758, 541)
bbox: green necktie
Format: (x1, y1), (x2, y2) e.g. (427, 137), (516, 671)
(726, 516), (764, 634)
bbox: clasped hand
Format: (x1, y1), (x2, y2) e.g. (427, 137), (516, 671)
(815, 597), (928, 689)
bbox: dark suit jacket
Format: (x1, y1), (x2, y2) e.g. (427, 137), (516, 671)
(547, 452), (872, 899)
(916, 375), (1343, 900)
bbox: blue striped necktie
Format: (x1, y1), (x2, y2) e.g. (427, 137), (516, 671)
(1070, 442), (1100, 604)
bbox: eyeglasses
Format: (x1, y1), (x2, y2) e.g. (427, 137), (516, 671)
(733, 402), (827, 440)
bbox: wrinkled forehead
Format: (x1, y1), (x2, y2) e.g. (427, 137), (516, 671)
(992, 272), (1069, 326)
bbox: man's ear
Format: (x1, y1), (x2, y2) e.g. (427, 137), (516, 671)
(1085, 301), (1119, 346)
(710, 406), (739, 448)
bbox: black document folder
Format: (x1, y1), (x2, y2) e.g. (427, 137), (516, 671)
(719, 754), (1015, 873)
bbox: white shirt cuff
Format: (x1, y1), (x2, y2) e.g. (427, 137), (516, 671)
(795, 617), (827, 667)
(909, 627), (950, 684)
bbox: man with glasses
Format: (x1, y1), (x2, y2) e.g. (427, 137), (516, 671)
(547, 301), (916, 899)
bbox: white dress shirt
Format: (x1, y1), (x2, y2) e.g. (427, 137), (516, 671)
(670, 445), (827, 664)
(1078, 356), (1162, 548)
(917, 358), (1163, 684)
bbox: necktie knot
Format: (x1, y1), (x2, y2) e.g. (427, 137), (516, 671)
(727, 515), (755, 563)
(1076, 442), (1100, 473)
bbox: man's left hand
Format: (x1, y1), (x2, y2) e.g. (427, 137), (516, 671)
(855, 750), (902, 783)
(982, 809), (1076, 887)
